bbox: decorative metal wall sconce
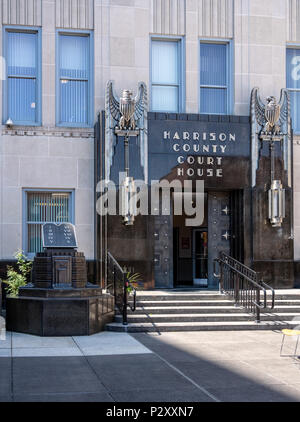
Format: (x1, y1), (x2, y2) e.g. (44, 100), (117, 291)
(251, 87), (291, 228)
(121, 176), (136, 226)
(268, 180), (285, 227)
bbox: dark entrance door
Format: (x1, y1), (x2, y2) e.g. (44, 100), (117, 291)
(173, 194), (208, 288)
(193, 229), (208, 287)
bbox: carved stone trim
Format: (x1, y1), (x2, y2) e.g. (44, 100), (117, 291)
(1, 126), (94, 138)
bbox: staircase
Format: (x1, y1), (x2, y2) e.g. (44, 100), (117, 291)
(105, 289), (300, 332)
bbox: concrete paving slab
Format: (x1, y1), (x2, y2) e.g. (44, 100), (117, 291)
(130, 340), (233, 363)
(0, 358), (11, 396)
(240, 359), (300, 384)
(13, 392), (114, 402)
(111, 386), (215, 402)
(12, 332), (77, 349)
(73, 332), (152, 356)
(12, 347), (83, 357)
(13, 356), (107, 395)
(0, 349), (11, 357)
(0, 396), (12, 402)
(131, 331), (300, 402)
(0, 331), (11, 349)
(167, 361), (277, 390)
(2, 329), (300, 402)
(87, 354), (194, 393)
(207, 384), (300, 402)
(139, 330), (277, 344)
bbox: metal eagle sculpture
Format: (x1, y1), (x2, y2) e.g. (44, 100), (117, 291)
(105, 80), (148, 182)
(250, 87), (292, 187)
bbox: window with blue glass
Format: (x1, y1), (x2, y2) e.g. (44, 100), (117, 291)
(200, 42), (230, 114)
(287, 48), (300, 132)
(57, 31), (93, 127)
(4, 28), (41, 125)
(151, 39), (183, 112)
(25, 191), (73, 255)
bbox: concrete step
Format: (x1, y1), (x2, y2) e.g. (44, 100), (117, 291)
(136, 300), (300, 309)
(136, 300), (235, 307)
(136, 294), (224, 301)
(115, 312), (300, 324)
(106, 289), (300, 332)
(106, 320), (300, 333)
(131, 305), (248, 314)
(129, 305), (300, 315)
(136, 295), (300, 303)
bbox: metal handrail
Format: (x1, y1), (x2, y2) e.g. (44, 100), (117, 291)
(214, 252), (275, 322)
(106, 251), (136, 325)
(262, 281), (275, 309)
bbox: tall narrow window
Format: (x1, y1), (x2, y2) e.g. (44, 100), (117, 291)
(25, 191), (73, 255)
(151, 40), (182, 112)
(287, 48), (300, 132)
(57, 32), (93, 126)
(4, 28), (41, 125)
(200, 42), (230, 114)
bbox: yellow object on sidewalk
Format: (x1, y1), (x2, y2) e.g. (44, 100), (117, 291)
(280, 329), (300, 359)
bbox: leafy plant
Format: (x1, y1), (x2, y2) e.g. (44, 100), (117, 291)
(125, 271), (143, 293)
(2, 250), (32, 297)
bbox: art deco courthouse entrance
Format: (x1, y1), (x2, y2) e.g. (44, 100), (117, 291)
(96, 96), (293, 289)
(0, 0), (300, 291)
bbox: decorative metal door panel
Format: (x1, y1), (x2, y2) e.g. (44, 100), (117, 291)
(208, 192), (231, 288)
(153, 215), (173, 288)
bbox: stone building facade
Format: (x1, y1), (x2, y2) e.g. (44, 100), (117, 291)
(1, 0), (300, 288)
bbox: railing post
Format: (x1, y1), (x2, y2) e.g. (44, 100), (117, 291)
(113, 264), (116, 297)
(234, 265), (239, 305)
(256, 287), (261, 323)
(123, 273), (128, 325)
(220, 262), (224, 294)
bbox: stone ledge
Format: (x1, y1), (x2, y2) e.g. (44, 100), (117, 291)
(1, 125), (94, 138)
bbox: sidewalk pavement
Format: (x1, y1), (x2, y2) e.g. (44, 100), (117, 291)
(0, 330), (300, 402)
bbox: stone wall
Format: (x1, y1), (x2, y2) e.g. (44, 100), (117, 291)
(1, 0), (300, 265)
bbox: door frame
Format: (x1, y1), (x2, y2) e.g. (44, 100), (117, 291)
(192, 228), (208, 287)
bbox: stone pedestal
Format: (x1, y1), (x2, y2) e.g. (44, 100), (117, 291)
(33, 249), (87, 289)
(6, 247), (114, 336)
(6, 287), (114, 336)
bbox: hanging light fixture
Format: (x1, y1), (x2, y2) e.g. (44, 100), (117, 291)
(268, 180), (285, 227)
(121, 176), (136, 226)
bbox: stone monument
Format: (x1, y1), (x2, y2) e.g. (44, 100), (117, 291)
(6, 223), (114, 336)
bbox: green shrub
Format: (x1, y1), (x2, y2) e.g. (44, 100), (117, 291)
(125, 271), (143, 293)
(2, 250), (32, 297)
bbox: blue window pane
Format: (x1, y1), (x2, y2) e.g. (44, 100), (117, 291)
(59, 34), (90, 125)
(8, 78), (36, 122)
(60, 35), (89, 79)
(152, 86), (178, 112)
(7, 32), (36, 77)
(152, 41), (178, 84)
(287, 48), (300, 89)
(200, 88), (226, 114)
(5, 30), (38, 124)
(60, 80), (88, 124)
(200, 43), (226, 86)
(290, 91), (300, 132)
(27, 192), (71, 253)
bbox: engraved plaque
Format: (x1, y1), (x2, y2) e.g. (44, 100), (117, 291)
(42, 223), (78, 248)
